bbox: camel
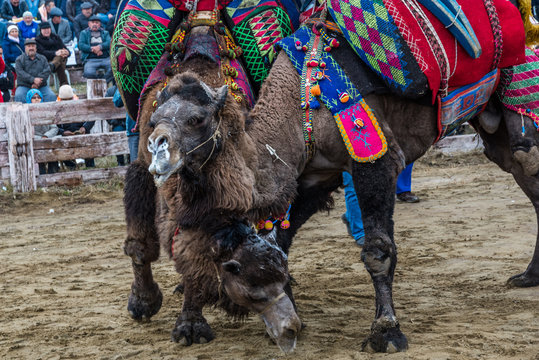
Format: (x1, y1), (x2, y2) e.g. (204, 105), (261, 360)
(124, 0), (539, 354)
(123, 23), (302, 353)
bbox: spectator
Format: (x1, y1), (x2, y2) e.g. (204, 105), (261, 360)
(36, 21), (69, 86)
(26, 0), (39, 18)
(28, 88), (59, 174)
(18, 11), (38, 40)
(106, 85), (126, 165)
(72, 1), (94, 39)
(113, 86), (138, 162)
(2, 25), (23, 64)
(0, 45), (16, 101)
(67, 0), (97, 24)
(1, 0), (30, 22)
(0, 49), (4, 102)
(79, 15), (111, 82)
(37, 0), (55, 22)
(57, 84), (95, 169)
(48, 7), (72, 45)
(94, 0), (111, 27)
(14, 38), (56, 102)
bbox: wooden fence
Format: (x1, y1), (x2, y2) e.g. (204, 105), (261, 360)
(0, 80), (128, 192)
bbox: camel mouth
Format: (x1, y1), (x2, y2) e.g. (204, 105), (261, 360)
(275, 334), (297, 354)
(149, 158), (183, 188)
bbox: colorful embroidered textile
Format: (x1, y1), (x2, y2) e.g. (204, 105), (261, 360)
(327, 0), (427, 98)
(277, 26), (387, 162)
(498, 47), (539, 130)
(112, 0), (178, 121)
(439, 68), (499, 139)
(167, 0), (231, 12)
(383, 0), (525, 102)
(227, 0), (295, 87)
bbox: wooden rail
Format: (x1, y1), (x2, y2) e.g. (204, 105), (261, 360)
(0, 79), (129, 192)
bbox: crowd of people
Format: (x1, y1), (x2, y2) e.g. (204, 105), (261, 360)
(0, 0), (115, 105)
(0, 0), (131, 173)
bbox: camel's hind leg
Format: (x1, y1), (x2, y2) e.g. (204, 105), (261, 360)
(123, 161), (163, 319)
(352, 154), (408, 353)
(473, 112), (539, 287)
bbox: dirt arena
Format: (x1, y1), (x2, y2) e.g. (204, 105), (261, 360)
(1, 150), (538, 360)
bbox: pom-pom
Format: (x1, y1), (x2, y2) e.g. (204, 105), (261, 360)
(307, 59), (319, 67)
(339, 92), (349, 103)
(295, 40), (303, 51)
(256, 220), (265, 230)
(264, 220), (274, 231)
(280, 220), (290, 229)
(310, 84), (321, 96)
(314, 71), (324, 81)
(319, 61), (326, 69)
(230, 82), (239, 91)
(329, 38), (340, 48)
(310, 99), (321, 109)
(324, 45), (332, 52)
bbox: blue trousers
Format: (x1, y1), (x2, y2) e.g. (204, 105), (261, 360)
(344, 163), (414, 239)
(15, 85), (57, 103)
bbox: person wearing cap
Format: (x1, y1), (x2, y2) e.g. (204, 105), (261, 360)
(37, 0), (55, 22)
(57, 84), (95, 169)
(2, 25), (23, 64)
(48, 7), (72, 45)
(72, 1), (96, 39)
(18, 11), (38, 40)
(67, 0), (97, 24)
(79, 14), (111, 82)
(0, 0), (30, 22)
(14, 38), (56, 103)
(36, 21), (69, 86)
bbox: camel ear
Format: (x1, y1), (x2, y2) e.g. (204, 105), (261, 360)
(215, 85), (228, 109)
(222, 260), (241, 274)
(156, 84), (172, 107)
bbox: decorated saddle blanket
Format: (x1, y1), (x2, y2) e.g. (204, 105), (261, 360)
(327, 0), (526, 103)
(277, 26), (388, 163)
(497, 47), (539, 132)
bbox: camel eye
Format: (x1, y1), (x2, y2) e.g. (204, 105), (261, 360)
(188, 116), (204, 126)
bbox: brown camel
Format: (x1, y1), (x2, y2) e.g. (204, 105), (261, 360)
(123, 24), (302, 353)
(124, 0), (539, 354)
(142, 38), (539, 356)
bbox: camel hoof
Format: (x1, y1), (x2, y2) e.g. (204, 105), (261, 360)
(507, 272), (539, 288)
(127, 283), (163, 320)
(361, 317), (408, 353)
(171, 315), (215, 346)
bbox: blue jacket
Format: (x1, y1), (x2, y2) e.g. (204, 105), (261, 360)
(2, 35), (23, 63)
(18, 21), (39, 40)
(78, 27), (110, 62)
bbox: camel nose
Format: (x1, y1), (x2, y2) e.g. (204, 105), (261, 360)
(148, 135), (170, 175)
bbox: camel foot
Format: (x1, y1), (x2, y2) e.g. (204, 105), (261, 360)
(127, 282), (163, 320)
(361, 316), (408, 353)
(507, 271), (539, 288)
(171, 312), (215, 346)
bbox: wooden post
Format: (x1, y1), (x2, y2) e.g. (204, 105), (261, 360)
(5, 103), (36, 192)
(87, 79), (108, 134)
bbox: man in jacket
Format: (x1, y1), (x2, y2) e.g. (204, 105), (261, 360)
(66, 0), (97, 24)
(36, 21), (69, 86)
(48, 7), (72, 45)
(14, 38), (56, 102)
(17, 11), (38, 40)
(1, 0), (30, 22)
(72, 1), (95, 39)
(79, 15), (111, 82)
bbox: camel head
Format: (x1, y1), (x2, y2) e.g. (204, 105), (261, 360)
(214, 223), (302, 354)
(147, 72), (228, 187)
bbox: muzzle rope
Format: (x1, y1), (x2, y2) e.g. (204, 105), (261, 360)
(258, 292), (287, 316)
(185, 114), (222, 170)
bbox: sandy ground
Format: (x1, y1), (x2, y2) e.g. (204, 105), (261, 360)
(1, 150), (538, 360)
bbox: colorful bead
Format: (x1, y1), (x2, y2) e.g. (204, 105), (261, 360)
(354, 118), (364, 127)
(310, 84), (321, 96)
(301, 101), (309, 110)
(264, 220), (274, 231)
(339, 91), (350, 103)
(256, 220), (265, 230)
(280, 220), (290, 229)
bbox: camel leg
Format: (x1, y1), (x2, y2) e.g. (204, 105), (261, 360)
(352, 155), (408, 353)
(171, 278), (215, 345)
(123, 161), (163, 319)
(473, 117), (539, 287)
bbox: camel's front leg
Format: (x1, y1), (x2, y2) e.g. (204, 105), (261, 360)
(123, 161), (163, 319)
(171, 277), (215, 345)
(353, 156), (408, 353)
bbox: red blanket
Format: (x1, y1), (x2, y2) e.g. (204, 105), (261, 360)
(384, 0), (525, 102)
